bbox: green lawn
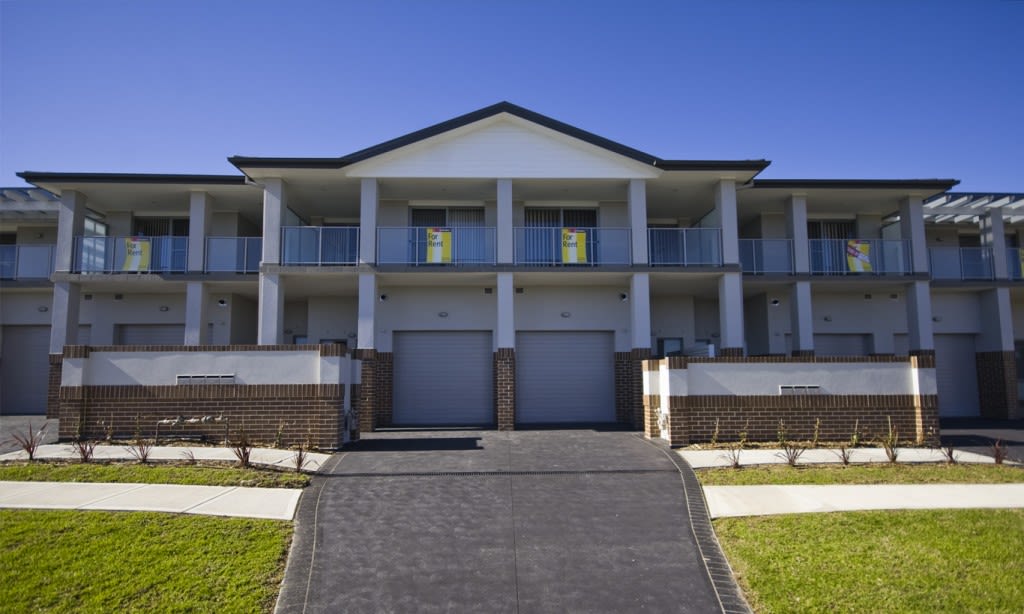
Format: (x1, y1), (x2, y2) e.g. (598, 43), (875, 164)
(715, 509), (1024, 614)
(697, 462), (1024, 486)
(0, 462), (309, 488)
(0, 509), (292, 613)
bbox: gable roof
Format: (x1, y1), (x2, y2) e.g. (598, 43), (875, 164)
(228, 101), (770, 173)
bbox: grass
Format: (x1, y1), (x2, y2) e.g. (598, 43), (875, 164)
(697, 462), (1024, 486)
(714, 509), (1024, 613)
(0, 509), (292, 613)
(0, 462), (310, 488)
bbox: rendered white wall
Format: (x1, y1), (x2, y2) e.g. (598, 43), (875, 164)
(682, 362), (935, 396)
(931, 292), (982, 334)
(70, 350), (322, 386)
(308, 296), (358, 344)
(650, 295), (696, 346)
(283, 300), (309, 342)
(376, 286), (497, 352)
(515, 285), (631, 351)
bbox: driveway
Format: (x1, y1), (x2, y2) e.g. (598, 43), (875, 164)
(941, 418), (1024, 464)
(0, 415), (58, 455)
(276, 429), (745, 613)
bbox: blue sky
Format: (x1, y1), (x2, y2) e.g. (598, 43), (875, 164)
(2, 0), (1022, 191)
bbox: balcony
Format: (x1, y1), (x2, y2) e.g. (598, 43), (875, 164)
(281, 227), (359, 266)
(929, 247), (994, 280)
(377, 227), (496, 265)
(1007, 249), (1024, 280)
(73, 236), (188, 273)
(739, 239), (794, 274)
(0, 244), (55, 279)
(514, 227), (631, 266)
(648, 228), (721, 266)
(809, 239), (911, 275)
(205, 237), (262, 273)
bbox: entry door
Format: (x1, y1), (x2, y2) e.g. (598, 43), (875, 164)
(392, 331), (494, 425)
(934, 334), (980, 417)
(516, 331), (615, 424)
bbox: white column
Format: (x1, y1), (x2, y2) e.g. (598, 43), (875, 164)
(899, 196), (929, 274)
(359, 179), (378, 264)
(496, 272), (514, 348)
(357, 273), (377, 349)
(715, 180), (739, 264)
(188, 192), (212, 272)
(905, 281), (935, 352)
(628, 179), (648, 265)
(261, 179), (287, 265)
(718, 272), (744, 351)
(257, 273), (284, 345)
(497, 180), (513, 264)
(49, 281), (81, 353)
(785, 194), (809, 273)
(978, 287), (1014, 352)
(981, 212), (1008, 279)
(55, 190), (86, 272)
(184, 281), (209, 345)
(789, 281), (814, 354)
(630, 273), (651, 349)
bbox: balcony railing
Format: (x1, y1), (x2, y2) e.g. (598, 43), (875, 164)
(206, 237), (262, 273)
(929, 247), (994, 280)
(73, 236), (188, 273)
(1007, 248), (1024, 280)
(739, 239), (794, 273)
(281, 227), (359, 265)
(809, 239), (911, 275)
(648, 228), (722, 266)
(378, 227), (496, 265)
(0, 244), (55, 279)
(514, 227), (631, 266)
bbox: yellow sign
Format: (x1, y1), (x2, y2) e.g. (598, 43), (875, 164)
(425, 227), (452, 263)
(561, 228), (587, 263)
(846, 239), (872, 272)
(122, 237), (151, 271)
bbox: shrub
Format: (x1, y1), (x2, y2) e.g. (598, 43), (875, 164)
(9, 422), (47, 460)
(778, 441), (805, 467)
(991, 439), (1007, 465)
(880, 416), (899, 464)
(940, 445), (958, 465)
(231, 432), (253, 469)
(72, 439), (96, 463)
(834, 446), (853, 466)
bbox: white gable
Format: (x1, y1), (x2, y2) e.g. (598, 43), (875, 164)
(344, 114), (660, 179)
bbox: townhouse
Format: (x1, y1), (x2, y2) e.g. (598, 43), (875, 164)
(1, 102), (1020, 447)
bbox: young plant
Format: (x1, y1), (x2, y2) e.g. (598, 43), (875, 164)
(778, 441), (805, 467)
(180, 448), (197, 465)
(72, 439), (96, 463)
(292, 444), (309, 473)
(722, 445), (743, 469)
(812, 417), (821, 448)
(9, 421), (47, 460)
(991, 439), (1007, 465)
(880, 416), (899, 464)
(849, 418), (862, 448)
(709, 418), (720, 447)
(231, 432), (253, 469)
(737, 419), (750, 449)
(940, 445), (958, 465)
(273, 421), (287, 449)
(126, 438), (153, 463)
(776, 419), (788, 449)
(834, 445), (853, 466)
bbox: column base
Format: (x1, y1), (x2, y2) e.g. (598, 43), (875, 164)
(494, 349), (515, 430)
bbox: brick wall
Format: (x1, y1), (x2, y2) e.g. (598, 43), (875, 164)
(58, 384), (343, 449)
(629, 348), (650, 428)
(47, 354), (62, 419)
(614, 352), (632, 424)
(375, 352), (394, 427)
(356, 349), (377, 433)
(494, 348), (515, 430)
(976, 351), (1019, 420)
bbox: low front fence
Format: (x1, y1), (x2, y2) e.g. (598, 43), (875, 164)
(56, 345), (360, 449)
(642, 355), (939, 447)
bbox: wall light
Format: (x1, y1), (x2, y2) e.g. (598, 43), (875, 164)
(217, 299), (228, 307)
(619, 292), (629, 302)
(159, 305), (169, 312)
(438, 312), (449, 318)
(37, 305), (48, 313)
(379, 294), (388, 302)
(770, 299), (780, 306)
(560, 312), (571, 318)
(823, 315), (832, 322)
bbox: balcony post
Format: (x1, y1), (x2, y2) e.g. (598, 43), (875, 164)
(789, 281), (814, 355)
(981, 211), (1008, 279)
(629, 180), (647, 265)
(49, 281), (81, 354)
(257, 272), (284, 345)
(899, 196), (929, 274)
(357, 273), (377, 350)
(977, 287), (1019, 418)
(718, 272), (744, 355)
(360, 179), (378, 264)
(497, 180), (513, 264)
(261, 178), (287, 266)
(184, 281), (209, 345)
(188, 191), (212, 272)
(715, 180), (739, 265)
(905, 280), (934, 353)
(55, 190), (86, 272)
(785, 194), (809, 273)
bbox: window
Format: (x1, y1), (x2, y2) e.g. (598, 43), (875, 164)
(656, 337), (684, 358)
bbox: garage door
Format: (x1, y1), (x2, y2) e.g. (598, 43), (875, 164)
(813, 334), (869, 357)
(1, 326), (49, 414)
(392, 331), (494, 426)
(935, 334), (980, 417)
(516, 331), (615, 424)
(116, 324), (185, 345)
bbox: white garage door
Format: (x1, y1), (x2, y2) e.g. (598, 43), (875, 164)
(1, 326), (49, 415)
(934, 334), (980, 417)
(392, 331), (494, 426)
(516, 331), (615, 424)
(116, 324), (185, 345)
(814, 334), (869, 357)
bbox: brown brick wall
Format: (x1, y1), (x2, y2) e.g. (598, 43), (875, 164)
(47, 354), (62, 419)
(375, 352), (394, 427)
(666, 394), (938, 446)
(976, 351), (1019, 420)
(494, 349), (515, 430)
(614, 352), (632, 424)
(57, 384), (343, 449)
(629, 348), (650, 429)
(356, 349), (377, 433)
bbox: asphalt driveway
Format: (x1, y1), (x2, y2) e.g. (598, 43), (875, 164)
(276, 429), (745, 614)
